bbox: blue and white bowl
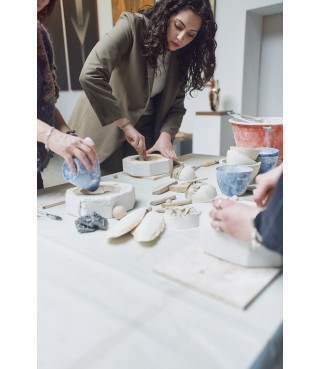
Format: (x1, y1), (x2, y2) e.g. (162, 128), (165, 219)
(62, 137), (101, 191)
(216, 165), (253, 197)
(256, 148), (279, 174)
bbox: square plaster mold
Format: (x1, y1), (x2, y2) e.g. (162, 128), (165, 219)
(199, 212), (283, 268)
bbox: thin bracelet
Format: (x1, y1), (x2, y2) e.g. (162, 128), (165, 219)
(45, 126), (55, 152)
(119, 120), (131, 130)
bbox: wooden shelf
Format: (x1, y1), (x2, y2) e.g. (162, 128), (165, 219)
(196, 111), (229, 116)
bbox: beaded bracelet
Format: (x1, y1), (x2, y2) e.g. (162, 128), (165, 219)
(45, 126), (55, 152)
(119, 120), (131, 130)
(66, 130), (77, 136)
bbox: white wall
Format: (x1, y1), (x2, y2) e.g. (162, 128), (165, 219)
(181, 0), (283, 132)
(258, 13), (283, 116)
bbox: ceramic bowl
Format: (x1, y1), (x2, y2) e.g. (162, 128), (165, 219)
(256, 148), (279, 174)
(62, 137), (101, 191)
(226, 150), (257, 165)
(216, 165), (253, 197)
(219, 158), (261, 184)
(229, 146), (260, 161)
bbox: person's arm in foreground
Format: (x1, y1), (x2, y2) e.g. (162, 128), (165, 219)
(37, 108), (98, 173)
(210, 166), (283, 254)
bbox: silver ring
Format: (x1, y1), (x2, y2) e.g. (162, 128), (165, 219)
(216, 198), (223, 209)
(216, 221), (221, 232)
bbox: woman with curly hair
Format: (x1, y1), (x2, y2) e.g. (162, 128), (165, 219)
(37, 0), (98, 189)
(68, 0), (217, 175)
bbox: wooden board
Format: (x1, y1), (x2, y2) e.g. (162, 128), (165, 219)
(112, 0), (154, 25)
(153, 242), (282, 310)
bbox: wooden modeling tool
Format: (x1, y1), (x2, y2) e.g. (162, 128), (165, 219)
(161, 199), (192, 208)
(168, 183), (189, 193)
(194, 160), (218, 170)
(152, 179), (178, 195)
(150, 195), (177, 206)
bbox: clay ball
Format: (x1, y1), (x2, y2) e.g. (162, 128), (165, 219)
(112, 205), (127, 220)
(179, 166), (196, 181)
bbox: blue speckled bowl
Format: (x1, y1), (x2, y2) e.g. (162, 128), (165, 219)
(216, 165), (253, 197)
(256, 147), (279, 174)
(62, 137), (101, 191)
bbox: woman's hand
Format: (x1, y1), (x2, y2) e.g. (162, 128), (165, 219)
(209, 199), (260, 243)
(113, 118), (146, 159)
(37, 119), (98, 173)
(48, 130), (99, 173)
(147, 132), (177, 160)
(253, 163), (283, 207)
(122, 124), (146, 159)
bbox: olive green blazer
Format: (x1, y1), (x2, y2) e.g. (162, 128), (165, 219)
(68, 12), (186, 163)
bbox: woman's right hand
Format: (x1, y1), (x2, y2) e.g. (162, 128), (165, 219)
(122, 124), (146, 159)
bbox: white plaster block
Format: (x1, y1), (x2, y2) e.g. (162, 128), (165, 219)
(65, 182), (135, 218)
(199, 212), (283, 268)
(122, 154), (173, 177)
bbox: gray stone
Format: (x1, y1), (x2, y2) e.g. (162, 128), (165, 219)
(75, 212), (108, 233)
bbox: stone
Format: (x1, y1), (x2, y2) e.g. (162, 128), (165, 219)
(75, 212), (108, 233)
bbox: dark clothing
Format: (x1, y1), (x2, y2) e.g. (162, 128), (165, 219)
(37, 20), (59, 172)
(100, 114), (156, 176)
(37, 171), (44, 190)
(254, 173), (283, 255)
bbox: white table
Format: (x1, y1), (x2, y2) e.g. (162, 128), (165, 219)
(37, 154), (282, 369)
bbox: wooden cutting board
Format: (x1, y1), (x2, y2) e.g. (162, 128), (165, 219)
(153, 242), (282, 310)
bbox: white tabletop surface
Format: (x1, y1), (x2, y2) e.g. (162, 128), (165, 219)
(37, 154), (283, 369)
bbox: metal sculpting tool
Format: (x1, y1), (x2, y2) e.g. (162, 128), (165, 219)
(37, 210), (63, 221)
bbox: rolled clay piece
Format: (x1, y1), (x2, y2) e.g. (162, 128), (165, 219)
(150, 194), (176, 206)
(105, 207), (150, 239)
(131, 211), (165, 242)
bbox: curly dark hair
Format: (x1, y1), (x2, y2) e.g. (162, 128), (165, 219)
(139, 0), (217, 94)
(37, 0), (58, 23)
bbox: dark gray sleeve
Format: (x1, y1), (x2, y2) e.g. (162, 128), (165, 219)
(254, 173), (283, 255)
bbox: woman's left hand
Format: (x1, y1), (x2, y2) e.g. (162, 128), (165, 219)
(147, 132), (178, 160)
